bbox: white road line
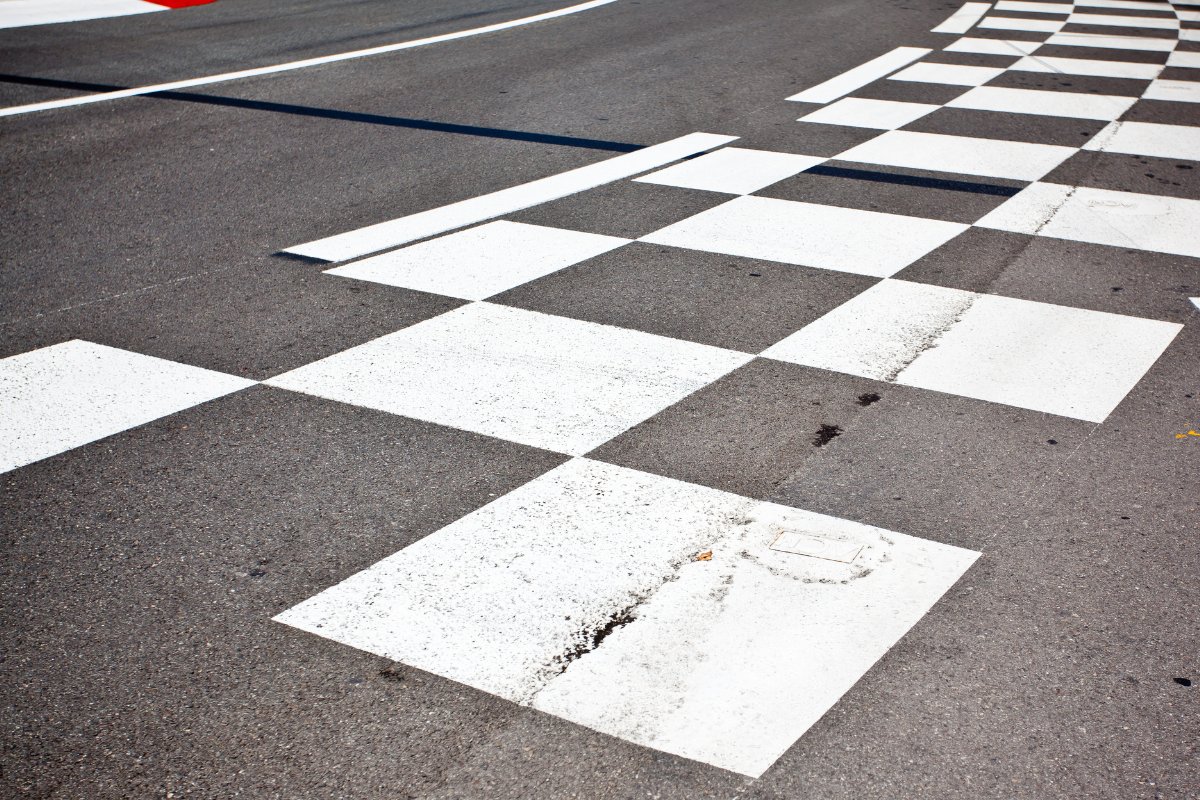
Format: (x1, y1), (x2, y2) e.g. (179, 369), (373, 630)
(946, 86), (1138, 119)
(836, 130), (1077, 181)
(1192, 297), (1200, 310)
(0, 0), (621, 119)
(1167, 50), (1200, 67)
(265, 302), (751, 456)
(995, 1), (1073, 13)
(0, 340), (255, 474)
(786, 47), (932, 104)
(931, 2), (993, 33)
(1182, 29), (1200, 41)
(762, 279), (1181, 422)
(1067, 11), (1180, 27)
(275, 456), (981, 778)
(979, 15), (1067, 31)
(324, 221), (630, 301)
(890, 62), (1008, 86)
(945, 37), (1043, 54)
(0, 0), (163, 29)
(1178, 9), (1200, 22)
(1045, 30), (1181, 48)
(976, 182), (1200, 258)
(639, 196), (968, 280)
(284, 132), (737, 263)
(633, 148), (825, 195)
(1082, 120), (1200, 159)
(1011, 55), (1165, 78)
(798, 98), (942, 130)
(1143, 78), (1200, 102)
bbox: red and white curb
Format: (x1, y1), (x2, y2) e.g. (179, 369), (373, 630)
(0, 0), (216, 30)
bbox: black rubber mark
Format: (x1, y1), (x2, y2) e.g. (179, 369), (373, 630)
(248, 569), (266, 578)
(1175, 677), (1193, 687)
(856, 392), (882, 407)
(804, 164), (1023, 196)
(749, 273), (762, 277)
(1178, 164), (1194, 170)
(1111, 287), (1123, 292)
(813, 424), (843, 447)
(561, 608), (637, 667)
(272, 250), (331, 264)
(0, 73), (644, 153)
(1121, 516), (1130, 520)
(379, 666), (405, 682)
(1047, 439), (1058, 444)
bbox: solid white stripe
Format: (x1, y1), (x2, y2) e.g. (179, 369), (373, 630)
(835, 130), (1077, 181)
(1045, 30), (1180, 48)
(786, 47), (932, 103)
(276, 457), (981, 777)
(284, 132), (737, 262)
(1082, 120), (1200, 159)
(931, 2), (993, 33)
(633, 148), (827, 195)
(798, 97), (942, 130)
(0, 0), (162, 30)
(947, 86), (1137, 119)
(976, 182), (1200, 258)
(0, 340), (256, 474)
(1010, 55), (1164, 78)
(0, 0), (621, 118)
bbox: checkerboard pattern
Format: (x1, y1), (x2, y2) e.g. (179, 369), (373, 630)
(4, 0), (1198, 778)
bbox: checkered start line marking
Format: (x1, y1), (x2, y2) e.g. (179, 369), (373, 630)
(3, 0), (1198, 777)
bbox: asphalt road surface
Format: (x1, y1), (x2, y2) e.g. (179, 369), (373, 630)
(2, 0), (1199, 797)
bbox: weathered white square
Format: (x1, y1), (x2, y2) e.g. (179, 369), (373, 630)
(835, 130), (1077, 181)
(640, 196), (968, 279)
(763, 279), (1181, 422)
(633, 147), (826, 195)
(276, 457), (979, 777)
(798, 98), (941, 130)
(0, 340), (256, 474)
(265, 302), (751, 455)
(324, 221), (629, 301)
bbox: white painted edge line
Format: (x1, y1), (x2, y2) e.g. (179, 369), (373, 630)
(931, 2), (993, 34)
(0, 0), (621, 119)
(786, 47), (932, 104)
(1192, 297), (1200, 311)
(284, 131), (739, 263)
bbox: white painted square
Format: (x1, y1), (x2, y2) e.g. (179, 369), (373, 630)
(0, 340), (256, 474)
(976, 182), (1200, 258)
(1010, 55), (1163, 79)
(1143, 79), (1200, 104)
(1079, 0), (1178, 10)
(265, 303), (750, 456)
(890, 62), (1007, 86)
(995, 1), (1073, 13)
(1045, 31), (1179, 50)
(945, 37), (1043, 55)
(324, 221), (629, 301)
(798, 98), (941, 130)
(633, 147), (826, 195)
(639, 196), (968, 279)
(276, 457), (979, 777)
(946, 86), (1137, 120)
(1166, 51), (1200, 68)
(835, 130), (1077, 181)
(1082, 120), (1200, 161)
(1067, 12), (1178, 28)
(763, 279), (1181, 422)
(978, 15), (1067, 31)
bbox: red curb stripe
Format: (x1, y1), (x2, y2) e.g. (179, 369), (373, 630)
(148, 0), (219, 8)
